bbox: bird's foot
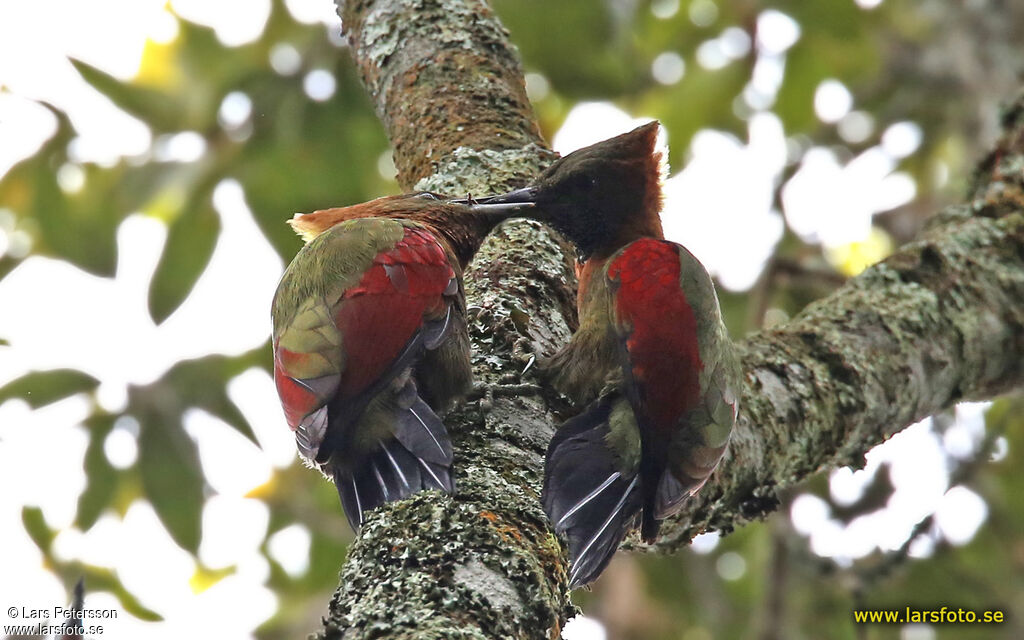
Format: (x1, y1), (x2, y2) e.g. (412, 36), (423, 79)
(511, 337), (545, 377)
(467, 381), (543, 412)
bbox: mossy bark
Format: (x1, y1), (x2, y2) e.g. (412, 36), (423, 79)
(337, 0), (547, 189)
(321, 2), (1024, 637)
(323, 2), (569, 639)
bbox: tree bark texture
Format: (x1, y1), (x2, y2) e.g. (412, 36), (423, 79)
(320, 2), (1024, 637)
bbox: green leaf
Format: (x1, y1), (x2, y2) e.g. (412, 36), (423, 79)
(77, 161), (185, 228)
(19, 510), (161, 622)
(238, 74), (392, 260)
(162, 351), (267, 445)
(77, 416), (120, 531)
(122, 349), (272, 555)
(148, 192), (220, 324)
(22, 506), (55, 552)
(32, 161), (119, 276)
(0, 106), (121, 276)
(25, 505), (163, 621)
(45, 564), (164, 622)
(137, 413), (204, 553)
(70, 58), (186, 132)
(0, 369), (99, 408)
(72, 566), (163, 622)
(495, 0), (638, 96)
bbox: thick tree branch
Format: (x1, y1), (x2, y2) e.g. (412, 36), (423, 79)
(654, 97), (1024, 547)
(321, 2), (568, 639)
(338, 0), (545, 188)
(657, 143), (1024, 545)
(320, 1), (1024, 636)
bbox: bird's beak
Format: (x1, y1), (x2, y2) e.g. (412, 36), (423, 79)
(460, 187), (539, 216)
(476, 186), (538, 204)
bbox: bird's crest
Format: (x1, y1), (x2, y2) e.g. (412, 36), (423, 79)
(626, 120), (669, 222)
(651, 122), (669, 195)
(287, 198), (396, 243)
(288, 212), (324, 243)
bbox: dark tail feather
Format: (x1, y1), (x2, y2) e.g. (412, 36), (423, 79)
(392, 382), (454, 465)
(333, 435), (455, 531)
(638, 446), (665, 544)
(542, 397), (644, 587)
(417, 456), (454, 493)
(333, 384), (455, 531)
(335, 462), (379, 531)
(654, 469), (690, 520)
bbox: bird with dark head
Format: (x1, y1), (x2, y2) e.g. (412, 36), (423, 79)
(483, 122), (740, 587)
(272, 192), (533, 531)
(476, 121), (666, 260)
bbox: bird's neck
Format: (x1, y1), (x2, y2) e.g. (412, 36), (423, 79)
(591, 209), (665, 261)
(576, 256), (608, 310)
(295, 202), (512, 269)
(413, 207), (513, 269)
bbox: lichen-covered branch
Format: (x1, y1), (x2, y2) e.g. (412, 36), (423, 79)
(337, 0), (545, 189)
(654, 96), (1024, 548)
(321, 2), (569, 639)
(319, 1), (1024, 636)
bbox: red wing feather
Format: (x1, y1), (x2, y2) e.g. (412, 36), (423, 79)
(607, 238), (703, 433)
(274, 354), (318, 427)
(273, 226), (455, 430)
(333, 227), (455, 399)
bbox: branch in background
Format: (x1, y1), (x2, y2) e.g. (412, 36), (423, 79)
(319, 1), (1024, 635)
(60, 578), (85, 640)
(757, 521), (790, 640)
(745, 253), (848, 330)
(655, 93), (1024, 548)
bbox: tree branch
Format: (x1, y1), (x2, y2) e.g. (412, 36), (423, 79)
(320, 2), (569, 639)
(337, 0), (546, 189)
(319, 1), (1024, 636)
(655, 96), (1024, 548)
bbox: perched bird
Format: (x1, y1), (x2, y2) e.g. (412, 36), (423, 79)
(272, 192), (532, 530)
(482, 122), (740, 586)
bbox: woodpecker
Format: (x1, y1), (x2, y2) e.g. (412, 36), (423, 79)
(272, 192), (532, 531)
(482, 122), (740, 586)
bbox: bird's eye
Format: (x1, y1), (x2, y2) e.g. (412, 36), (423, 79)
(572, 174), (596, 192)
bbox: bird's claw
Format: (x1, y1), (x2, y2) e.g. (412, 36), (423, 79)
(511, 337), (543, 377)
(521, 353), (537, 376)
(468, 382), (543, 412)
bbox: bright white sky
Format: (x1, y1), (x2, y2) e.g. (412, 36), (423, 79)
(0, 1), (995, 639)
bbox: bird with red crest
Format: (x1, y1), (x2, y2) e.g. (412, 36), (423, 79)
(271, 192), (532, 530)
(482, 122), (740, 587)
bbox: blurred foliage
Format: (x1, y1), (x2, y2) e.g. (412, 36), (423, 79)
(0, 0), (1021, 638)
(0, 369), (98, 408)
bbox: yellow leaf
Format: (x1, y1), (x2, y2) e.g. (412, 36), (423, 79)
(189, 565), (236, 594)
(144, 187), (187, 223)
(825, 227), (894, 277)
(135, 38), (181, 89)
(244, 476), (278, 500)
